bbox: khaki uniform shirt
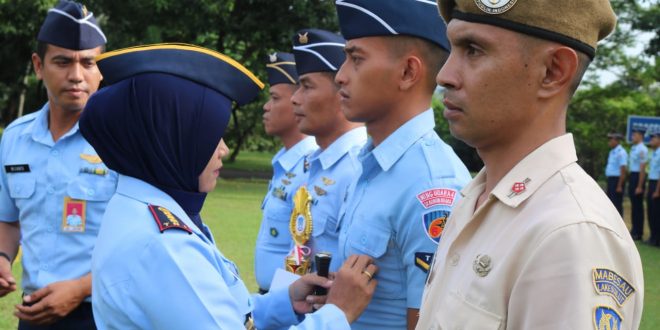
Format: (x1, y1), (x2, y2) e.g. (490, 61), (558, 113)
(417, 134), (644, 330)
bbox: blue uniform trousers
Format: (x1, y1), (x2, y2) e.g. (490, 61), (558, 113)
(18, 302), (95, 330)
(628, 172), (645, 239)
(607, 176), (624, 216)
(646, 180), (659, 245)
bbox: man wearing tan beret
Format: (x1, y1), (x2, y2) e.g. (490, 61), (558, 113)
(417, 0), (644, 329)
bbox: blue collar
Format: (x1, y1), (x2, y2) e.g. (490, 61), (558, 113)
(368, 109), (435, 172)
(309, 127), (367, 170)
(273, 136), (318, 171)
(20, 103), (80, 146)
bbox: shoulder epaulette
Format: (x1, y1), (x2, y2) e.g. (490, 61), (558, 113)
(4, 112), (39, 132)
(147, 204), (192, 234)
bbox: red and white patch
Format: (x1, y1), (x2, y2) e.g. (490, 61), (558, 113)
(417, 188), (456, 209)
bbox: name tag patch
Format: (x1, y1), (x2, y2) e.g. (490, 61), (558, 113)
(592, 268), (635, 306)
(5, 164), (30, 173)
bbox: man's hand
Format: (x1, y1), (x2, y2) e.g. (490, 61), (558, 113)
(326, 255), (378, 323)
(615, 185), (623, 193)
(289, 273), (333, 314)
(635, 186), (643, 195)
(0, 257), (16, 297)
(14, 277), (88, 325)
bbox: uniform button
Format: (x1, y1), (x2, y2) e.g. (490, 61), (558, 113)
(450, 253), (460, 266)
(360, 235), (367, 245)
(41, 263), (50, 271)
(47, 186), (55, 194)
(87, 189), (95, 196)
(14, 186), (22, 193)
(47, 226), (54, 233)
(51, 149), (59, 156)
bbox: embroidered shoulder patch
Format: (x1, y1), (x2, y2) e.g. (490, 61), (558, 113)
(415, 252), (434, 273)
(592, 268), (635, 306)
(417, 188), (456, 209)
(422, 210), (450, 244)
(148, 205), (192, 234)
(593, 306), (622, 330)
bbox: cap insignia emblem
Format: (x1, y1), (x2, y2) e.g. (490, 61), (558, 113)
(269, 53), (277, 63)
(298, 32), (309, 44)
(474, 0), (517, 14)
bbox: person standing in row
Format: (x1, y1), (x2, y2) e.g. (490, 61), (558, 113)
(0, 1), (116, 329)
(255, 52), (318, 293)
(286, 28), (367, 275)
(647, 132), (660, 246)
(605, 132), (627, 216)
(629, 128), (648, 240)
(418, 0), (644, 328)
(333, 0), (471, 328)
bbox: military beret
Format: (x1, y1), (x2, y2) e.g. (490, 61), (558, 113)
(437, 0), (617, 59)
(607, 132), (624, 140)
(266, 52), (299, 86)
(37, 0), (107, 50)
(95, 43), (264, 106)
(292, 29), (346, 75)
(336, 0), (450, 51)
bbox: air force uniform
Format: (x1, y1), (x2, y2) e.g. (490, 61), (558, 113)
(83, 44), (352, 330)
(647, 134), (660, 245)
(255, 136), (317, 290)
(0, 0), (114, 304)
(290, 29), (367, 273)
(333, 1), (471, 328)
(93, 175), (348, 330)
(255, 51), (318, 291)
(418, 1), (643, 328)
(0, 104), (116, 296)
(304, 127), (367, 272)
(629, 137), (648, 239)
(605, 134), (628, 215)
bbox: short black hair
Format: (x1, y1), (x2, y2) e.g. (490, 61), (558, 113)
(35, 41), (106, 61)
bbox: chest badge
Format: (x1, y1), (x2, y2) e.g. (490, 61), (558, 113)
(80, 153), (102, 164)
(62, 197), (86, 233)
(473, 254), (492, 277)
(313, 185), (327, 196)
(322, 177), (335, 186)
(507, 178), (531, 198)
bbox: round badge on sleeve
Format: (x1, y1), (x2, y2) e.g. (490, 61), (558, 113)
(474, 0), (517, 14)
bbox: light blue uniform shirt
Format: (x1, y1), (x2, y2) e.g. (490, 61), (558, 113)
(649, 148), (660, 180)
(0, 103), (117, 296)
(92, 175), (349, 330)
(605, 144), (628, 177)
(629, 142), (648, 173)
(337, 110), (471, 329)
(304, 127), (366, 272)
(255, 136), (318, 290)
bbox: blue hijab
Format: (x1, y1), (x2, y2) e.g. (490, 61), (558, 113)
(80, 73), (231, 217)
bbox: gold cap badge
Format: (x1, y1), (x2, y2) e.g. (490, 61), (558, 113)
(298, 32), (309, 44)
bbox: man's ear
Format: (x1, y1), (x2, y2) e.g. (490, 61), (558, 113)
(399, 55), (423, 91)
(32, 53), (44, 81)
(538, 46), (578, 99)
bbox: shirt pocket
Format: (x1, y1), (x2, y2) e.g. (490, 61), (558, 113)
(67, 173), (116, 201)
(312, 211), (339, 238)
(7, 174), (36, 199)
(263, 204), (293, 248)
(347, 223), (390, 258)
(432, 291), (503, 330)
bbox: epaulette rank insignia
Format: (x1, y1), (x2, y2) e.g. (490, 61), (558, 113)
(148, 205), (192, 234)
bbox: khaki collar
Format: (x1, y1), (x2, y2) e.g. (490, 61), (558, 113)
(462, 134), (578, 209)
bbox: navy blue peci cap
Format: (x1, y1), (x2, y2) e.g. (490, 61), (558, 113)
(335, 0), (450, 51)
(37, 0), (107, 50)
(292, 29), (346, 75)
(266, 52), (299, 86)
(95, 43), (264, 106)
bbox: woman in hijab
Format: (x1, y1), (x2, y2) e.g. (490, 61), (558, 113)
(79, 44), (377, 330)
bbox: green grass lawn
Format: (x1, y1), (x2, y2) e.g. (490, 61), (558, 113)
(222, 151), (275, 173)
(1, 177), (659, 328)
